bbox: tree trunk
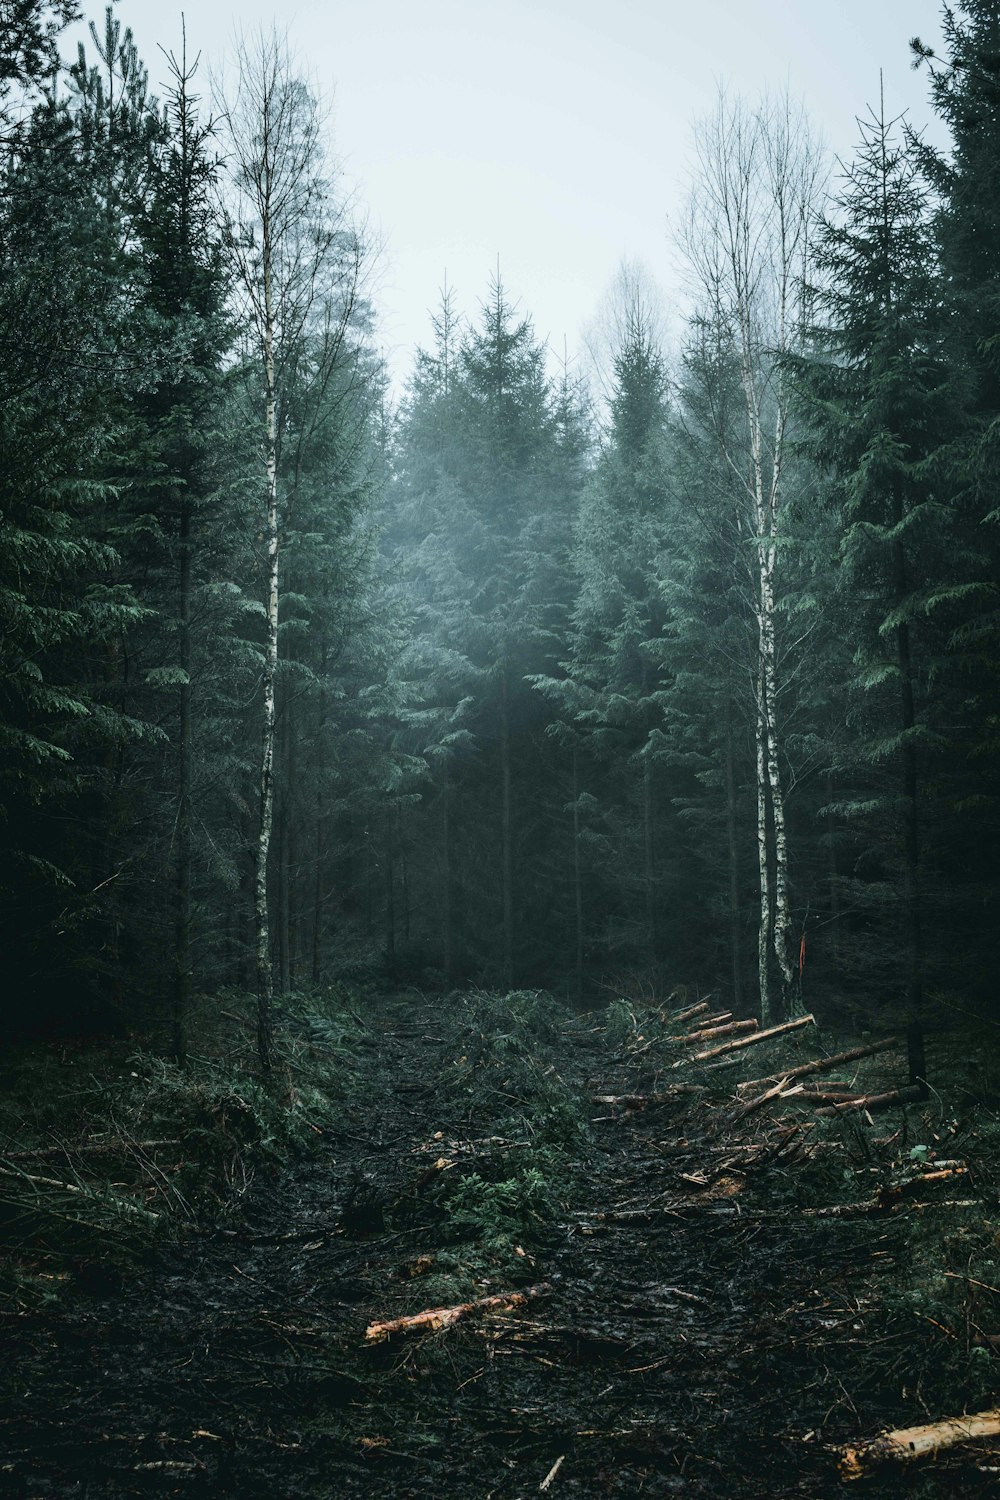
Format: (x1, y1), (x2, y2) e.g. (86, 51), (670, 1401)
(311, 681), (327, 986)
(398, 802), (410, 945)
(755, 652), (774, 1025)
(253, 250), (278, 1075)
(500, 668), (514, 990)
(442, 757), (453, 987)
(173, 492), (192, 1066)
(277, 713), (291, 997)
(572, 746), (584, 1003)
(384, 803), (396, 968)
(724, 698), (743, 1015)
(824, 771), (843, 968)
(643, 756), (656, 968)
(894, 530), (926, 1093)
(761, 568), (796, 1007)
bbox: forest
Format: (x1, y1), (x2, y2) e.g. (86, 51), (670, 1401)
(3, 0), (1000, 1494)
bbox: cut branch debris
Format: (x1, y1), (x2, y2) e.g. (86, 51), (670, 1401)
(364, 1283), (551, 1342)
(839, 1407), (1000, 1480)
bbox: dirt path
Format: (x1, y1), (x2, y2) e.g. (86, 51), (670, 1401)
(1, 1000), (996, 1498)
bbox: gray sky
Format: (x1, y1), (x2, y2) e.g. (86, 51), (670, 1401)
(71, 0), (946, 387)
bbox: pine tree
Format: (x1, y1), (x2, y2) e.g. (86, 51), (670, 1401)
(790, 97), (957, 1080)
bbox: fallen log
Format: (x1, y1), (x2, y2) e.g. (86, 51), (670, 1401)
(679, 1018), (756, 1044)
(671, 1000), (709, 1024)
(793, 1089), (865, 1106)
(815, 1086), (923, 1117)
(691, 1010), (733, 1028)
(839, 1406), (1000, 1480)
(737, 1037), (898, 1092)
(364, 1283), (550, 1342)
(692, 1014), (815, 1062)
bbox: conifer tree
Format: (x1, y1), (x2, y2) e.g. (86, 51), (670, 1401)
(791, 98), (955, 1082)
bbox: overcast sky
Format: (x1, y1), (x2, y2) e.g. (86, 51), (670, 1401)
(69, 0), (947, 387)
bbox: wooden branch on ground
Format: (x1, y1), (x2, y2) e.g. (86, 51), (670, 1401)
(839, 1407), (1000, 1480)
(0, 1164), (160, 1220)
(539, 1454), (566, 1491)
(690, 1010), (733, 1029)
(815, 1086), (923, 1117)
(725, 1076), (791, 1126)
(678, 1018), (756, 1044)
(692, 1014), (815, 1061)
(364, 1283), (551, 1342)
(794, 1090), (865, 1106)
(3, 1139), (180, 1160)
(737, 1037), (898, 1092)
(589, 1087), (705, 1107)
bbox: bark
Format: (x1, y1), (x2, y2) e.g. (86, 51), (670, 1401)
(277, 710), (291, 996)
(755, 653), (774, 1024)
(311, 679), (327, 986)
(680, 1018), (757, 1044)
(814, 1085), (924, 1117)
(692, 1013), (814, 1061)
(671, 1000), (710, 1024)
(365, 1284), (550, 1342)
(738, 1037), (899, 1091)
(253, 227), (278, 1074)
(839, 1408), (1000, 1480)
(724, 699), (744, 1013)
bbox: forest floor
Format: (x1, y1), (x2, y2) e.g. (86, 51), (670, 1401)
(2, 987), (1000, 1498)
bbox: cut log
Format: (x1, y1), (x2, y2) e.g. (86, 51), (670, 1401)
(815, 1085), (923, 1118)
(364, 1283), (550, 1342)
(671, 1000), (709, 1024)
(737, 1037), (898, 1092)
(679, 1019), (756, 1044)
(839, 1407), (1000, 1480)
(692, 1014), (815, 1061)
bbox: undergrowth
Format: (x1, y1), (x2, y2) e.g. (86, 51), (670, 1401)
(0, 985), (368, 1307)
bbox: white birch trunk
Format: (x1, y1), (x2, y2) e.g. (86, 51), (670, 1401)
(755, 648), (773, 1025)
(255, 253), (278, 1072)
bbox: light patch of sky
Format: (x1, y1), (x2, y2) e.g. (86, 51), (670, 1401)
(68, 0), (946, 390)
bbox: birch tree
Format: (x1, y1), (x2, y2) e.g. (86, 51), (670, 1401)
(681, 89), (824, 1021)
(220, 31), (367, 1070)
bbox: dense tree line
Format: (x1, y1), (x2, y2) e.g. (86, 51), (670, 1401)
(2, 0), (999, 1063)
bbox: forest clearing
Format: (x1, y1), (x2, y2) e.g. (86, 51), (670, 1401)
(4, 0), (1000, 1494)
(3, 985), (1000, 1497)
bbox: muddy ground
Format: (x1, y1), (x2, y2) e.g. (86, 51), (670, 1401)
(2, 993), (998, 1498)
